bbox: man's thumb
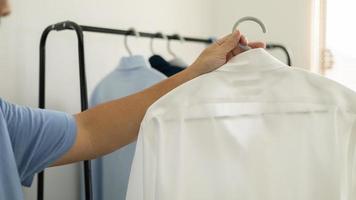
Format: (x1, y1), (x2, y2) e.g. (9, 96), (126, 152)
(221, 30), (241, 53)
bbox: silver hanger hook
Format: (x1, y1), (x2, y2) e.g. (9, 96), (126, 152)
(124, 28), (140, 56)
(150, 32), (164, 55)
(176, 34), (186, 43)
(167, 36), (176, 58)
(232, 16), (267, 50)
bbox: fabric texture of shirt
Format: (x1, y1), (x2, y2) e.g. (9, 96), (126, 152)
(0, 98), (77, 200)
(149, 55), (185, 77)
(126, 48), (356, 200)
(88, 55), (166, 200)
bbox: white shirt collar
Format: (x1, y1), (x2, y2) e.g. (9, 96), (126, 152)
(218, 48), (287, 72)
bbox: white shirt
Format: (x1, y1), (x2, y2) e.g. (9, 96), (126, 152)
(126, 48), (356, 200)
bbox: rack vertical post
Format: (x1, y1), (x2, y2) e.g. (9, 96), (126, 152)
(38, 21), (93, 200)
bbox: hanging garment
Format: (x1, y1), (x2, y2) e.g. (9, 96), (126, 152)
(149, 55), (185, 77)
(88, 55), (166, 200)
(126, 48), (356, 200)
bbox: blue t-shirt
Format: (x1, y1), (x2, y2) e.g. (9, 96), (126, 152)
(0, 98), (77, 200)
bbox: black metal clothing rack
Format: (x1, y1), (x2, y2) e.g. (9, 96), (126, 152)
(266, 43), (292, 67)
(38, 20), (292, 200)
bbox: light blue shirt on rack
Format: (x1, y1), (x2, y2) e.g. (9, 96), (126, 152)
(87, 55), (166, 200)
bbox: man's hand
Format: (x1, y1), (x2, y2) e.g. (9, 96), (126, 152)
(189, 31), (266, 76)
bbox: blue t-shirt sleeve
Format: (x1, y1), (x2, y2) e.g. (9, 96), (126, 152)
(0, 99), (77, 187)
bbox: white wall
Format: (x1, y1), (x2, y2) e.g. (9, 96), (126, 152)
(211, 0), (313, 68)
(1, 0), (213, 200)
(0, 0), (313, 199)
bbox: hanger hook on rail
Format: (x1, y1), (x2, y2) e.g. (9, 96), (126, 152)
(150, 32), (166, 55)
(124, 28), (140, 56)
(232, 16), (267, 51)
(167, 33), (185, 59)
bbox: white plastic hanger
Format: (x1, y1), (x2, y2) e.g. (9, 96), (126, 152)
(232, 16), (267, 51)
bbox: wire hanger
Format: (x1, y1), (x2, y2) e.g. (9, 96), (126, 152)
(232, 16), (267, 51)
(124, 28), (140, 56)
(150, 32), (166, 55)
(167, 33), (185, 58)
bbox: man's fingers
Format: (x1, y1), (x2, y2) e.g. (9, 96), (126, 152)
(248, 42), (266, 49)
(230, 36), (248, 56)
(231, 47), (242, 57)
(215, 34), (231, 46)
(226, 51), (234, 61)
(216, 31), (240, 47)
(220, 30), (241, 53)
(230, 41), (265, 57)
(216, 32), (265, 62)
(240, 35), (248, 46)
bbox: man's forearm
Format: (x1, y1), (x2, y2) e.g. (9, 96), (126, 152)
(53, 68), (199, 166)
(82, 68), (198, 156)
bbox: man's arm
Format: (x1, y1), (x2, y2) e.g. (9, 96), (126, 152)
(53, 69), (199, 166)
(52, 31), (265, 166)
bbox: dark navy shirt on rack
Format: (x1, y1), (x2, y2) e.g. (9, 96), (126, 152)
(149, 55), (185, 77)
